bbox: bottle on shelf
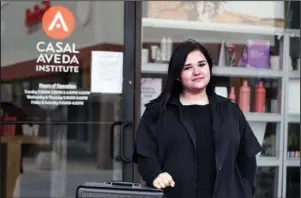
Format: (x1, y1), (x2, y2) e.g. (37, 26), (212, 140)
(239, 80), (250, 112)
(292, 136), (300, 159)
(155, 48), (161, 62)
(151, 45), (159, 62)
(268, 79), (279, 113)
(254, 81), (266, 113)
(160, 36), (167, 61)
(287, 134), (300, 159)
(166, 37), (173, 61)
(287, 136), (293, 159)
(229, 86), (236, 103)
(294, 151), (300, 159)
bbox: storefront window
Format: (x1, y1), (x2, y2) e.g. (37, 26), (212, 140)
(1, 1), (126, 197)
(255, 167), (278, 198)
(285, 123), (300, 197)
(287, 124), (300, 161)
(286, 167), (300, 198)
(283, 33), (300, 197)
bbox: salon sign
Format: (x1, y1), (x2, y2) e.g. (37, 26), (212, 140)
(35, 5), (80, 74)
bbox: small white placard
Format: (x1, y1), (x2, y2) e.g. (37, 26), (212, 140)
(141, 78), (162, 116)
(90, 51), (123, 94)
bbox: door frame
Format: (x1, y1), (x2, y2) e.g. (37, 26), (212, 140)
(0, 2), (143, 194)
(122, 1), (142, 182)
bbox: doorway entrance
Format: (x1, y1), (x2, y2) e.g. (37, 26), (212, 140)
(0, 1), (141, 197)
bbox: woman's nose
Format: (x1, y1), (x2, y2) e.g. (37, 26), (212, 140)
(193, 67), (201, 75)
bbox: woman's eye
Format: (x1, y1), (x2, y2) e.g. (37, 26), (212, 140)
(183, 67), (191, 70)
(199, 63), (206, 67)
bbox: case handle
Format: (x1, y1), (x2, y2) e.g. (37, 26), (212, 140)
(105, 181), (141, 187)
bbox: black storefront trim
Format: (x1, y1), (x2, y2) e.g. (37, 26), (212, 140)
(122, 1), (142, 182)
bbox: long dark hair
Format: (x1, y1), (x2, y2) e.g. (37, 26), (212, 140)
(149, 39), (215, 116)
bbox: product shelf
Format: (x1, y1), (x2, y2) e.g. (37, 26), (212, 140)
(256, 156), (280, 167)
(142, 63), (168, 74)
(212, 66), (283, 78)
(244, 113), (282, 122)
(288, 71), (300, 79)
(142, 18), (286, 36)
(142, 63), (284, 78)
(287, 114), (300, 123)
(285, 159), (300, 167)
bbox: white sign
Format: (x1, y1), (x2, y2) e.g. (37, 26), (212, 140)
(141, 78), (162, 116)
(91, 51), (123, 94)
(24, 83), (90, 108)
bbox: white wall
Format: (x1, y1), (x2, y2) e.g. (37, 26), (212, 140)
(1, 1), (124, 67)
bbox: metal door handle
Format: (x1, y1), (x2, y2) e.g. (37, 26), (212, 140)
(110, 121), (132, 162)
(119, 122), (132, 162)
(110, 121), (122, 160)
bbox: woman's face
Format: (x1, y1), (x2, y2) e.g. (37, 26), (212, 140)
(180, 50), (211, 93)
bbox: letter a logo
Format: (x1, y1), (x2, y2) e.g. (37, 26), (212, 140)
(48, 11), (69, 32)
(42, 6), (75, 40)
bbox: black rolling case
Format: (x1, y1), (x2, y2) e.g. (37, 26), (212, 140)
(75, 181), (165, 198)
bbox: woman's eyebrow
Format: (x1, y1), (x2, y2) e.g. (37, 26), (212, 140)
(184, 60), (206, 67)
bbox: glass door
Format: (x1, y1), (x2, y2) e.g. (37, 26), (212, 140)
(0, 1), (138, 197)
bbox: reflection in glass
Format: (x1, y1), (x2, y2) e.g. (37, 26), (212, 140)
(286, 167), (300, 198)
(289, 36), (300, 71)
(287, 123), (300, 160)
(0, 69), (123, 123)
(3, 122), (121, 197)
(254, 167), (278, 198)
(260, 123), (277, 157)
(1, 1), (125, 197)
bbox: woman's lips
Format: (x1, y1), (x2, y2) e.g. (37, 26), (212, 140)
(193, 77), (204, 81)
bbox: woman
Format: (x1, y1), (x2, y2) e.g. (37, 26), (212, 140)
(133, 39), (261, 198)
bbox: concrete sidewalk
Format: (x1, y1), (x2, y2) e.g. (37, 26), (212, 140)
(15, 158), (122, 197)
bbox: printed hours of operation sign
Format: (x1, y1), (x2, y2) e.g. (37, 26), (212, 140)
(24, 83), (91, 106)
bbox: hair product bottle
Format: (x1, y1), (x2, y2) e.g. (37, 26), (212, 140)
(239, 80), (250, 112)
(166, 37), (172, 60)
(229, 86), (236, 103)
(160, 36), (167, 61)
(254, 81), (266, 113)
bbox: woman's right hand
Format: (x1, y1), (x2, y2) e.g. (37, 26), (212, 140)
(153, 172), (175, 189)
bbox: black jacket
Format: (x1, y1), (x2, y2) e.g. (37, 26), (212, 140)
(133, 93), (262, 198)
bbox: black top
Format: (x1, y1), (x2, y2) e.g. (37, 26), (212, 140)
(182, 104), (216, 198)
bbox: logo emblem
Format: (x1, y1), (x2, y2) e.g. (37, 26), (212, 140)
(42, 6), (75, 40)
